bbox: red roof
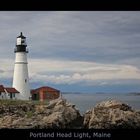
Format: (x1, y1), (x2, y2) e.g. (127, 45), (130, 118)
(31, 89), (36, 94)
(5, 87), (20, 93)
(31, 86), (60, 94)
(0, 85), (5, 92)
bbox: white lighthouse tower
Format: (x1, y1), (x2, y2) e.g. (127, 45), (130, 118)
(13, 32), (30, 100)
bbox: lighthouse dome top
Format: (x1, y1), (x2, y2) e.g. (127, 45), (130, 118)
(17, 32), (26, 39)
(15, 32), (28, 52)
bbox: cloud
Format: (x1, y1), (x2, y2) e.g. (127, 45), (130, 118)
(0, 11), (140, 66)
(0, 59), (13, 79)
(1, 57), (140, 85)
(0, 11), (140, 92)
(27, 58), (140, 85)
(0, 70), (4, 73)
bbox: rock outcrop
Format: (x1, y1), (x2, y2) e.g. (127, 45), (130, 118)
(0, 99), (140, 129)
(84, 100), (140, 129)
(0, 99), (83, 129)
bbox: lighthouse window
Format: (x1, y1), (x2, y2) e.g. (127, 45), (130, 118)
(25, 79), (27, 83)
(21, 40), (25, 43)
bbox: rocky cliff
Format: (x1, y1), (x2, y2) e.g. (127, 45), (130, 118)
(0, 99), (83, 128)
(0, 99), (140, 129)
(84, 100), (140, 129)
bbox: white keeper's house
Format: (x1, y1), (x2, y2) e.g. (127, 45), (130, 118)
(0, 85), (19, 99)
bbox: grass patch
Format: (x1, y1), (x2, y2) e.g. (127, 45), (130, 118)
(0, 99), (49, 106)
(26, 111), (34, 118)
(0, 99), (31, 105)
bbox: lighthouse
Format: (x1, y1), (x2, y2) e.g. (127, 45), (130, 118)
(13, 32), (30, 100)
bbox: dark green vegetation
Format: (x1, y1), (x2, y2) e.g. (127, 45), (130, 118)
(0, 99), (49, 105)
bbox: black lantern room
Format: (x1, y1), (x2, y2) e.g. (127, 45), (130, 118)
(14, 32), (28, 53)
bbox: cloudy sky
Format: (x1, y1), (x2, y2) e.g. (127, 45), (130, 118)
(0, 11), (140, 93)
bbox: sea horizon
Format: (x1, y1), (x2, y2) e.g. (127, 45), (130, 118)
(62, 92), (140, 114)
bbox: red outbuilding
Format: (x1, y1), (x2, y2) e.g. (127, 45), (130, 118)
(31, 86), (60, 101)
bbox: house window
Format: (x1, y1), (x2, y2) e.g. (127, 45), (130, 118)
(13, 93), (15, 97)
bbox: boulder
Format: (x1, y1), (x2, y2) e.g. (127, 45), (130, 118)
(0, 99), (83, 129)
(35, 99), (83, 129)
(83, 100), (140, 129)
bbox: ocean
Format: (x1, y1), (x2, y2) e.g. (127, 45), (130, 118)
(62, 93), (140, 114)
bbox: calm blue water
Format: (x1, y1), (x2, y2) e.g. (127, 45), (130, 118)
(63, 93), (140, 114)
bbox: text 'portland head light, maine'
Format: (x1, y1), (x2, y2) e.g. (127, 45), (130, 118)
(12, 32), (30, 100)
